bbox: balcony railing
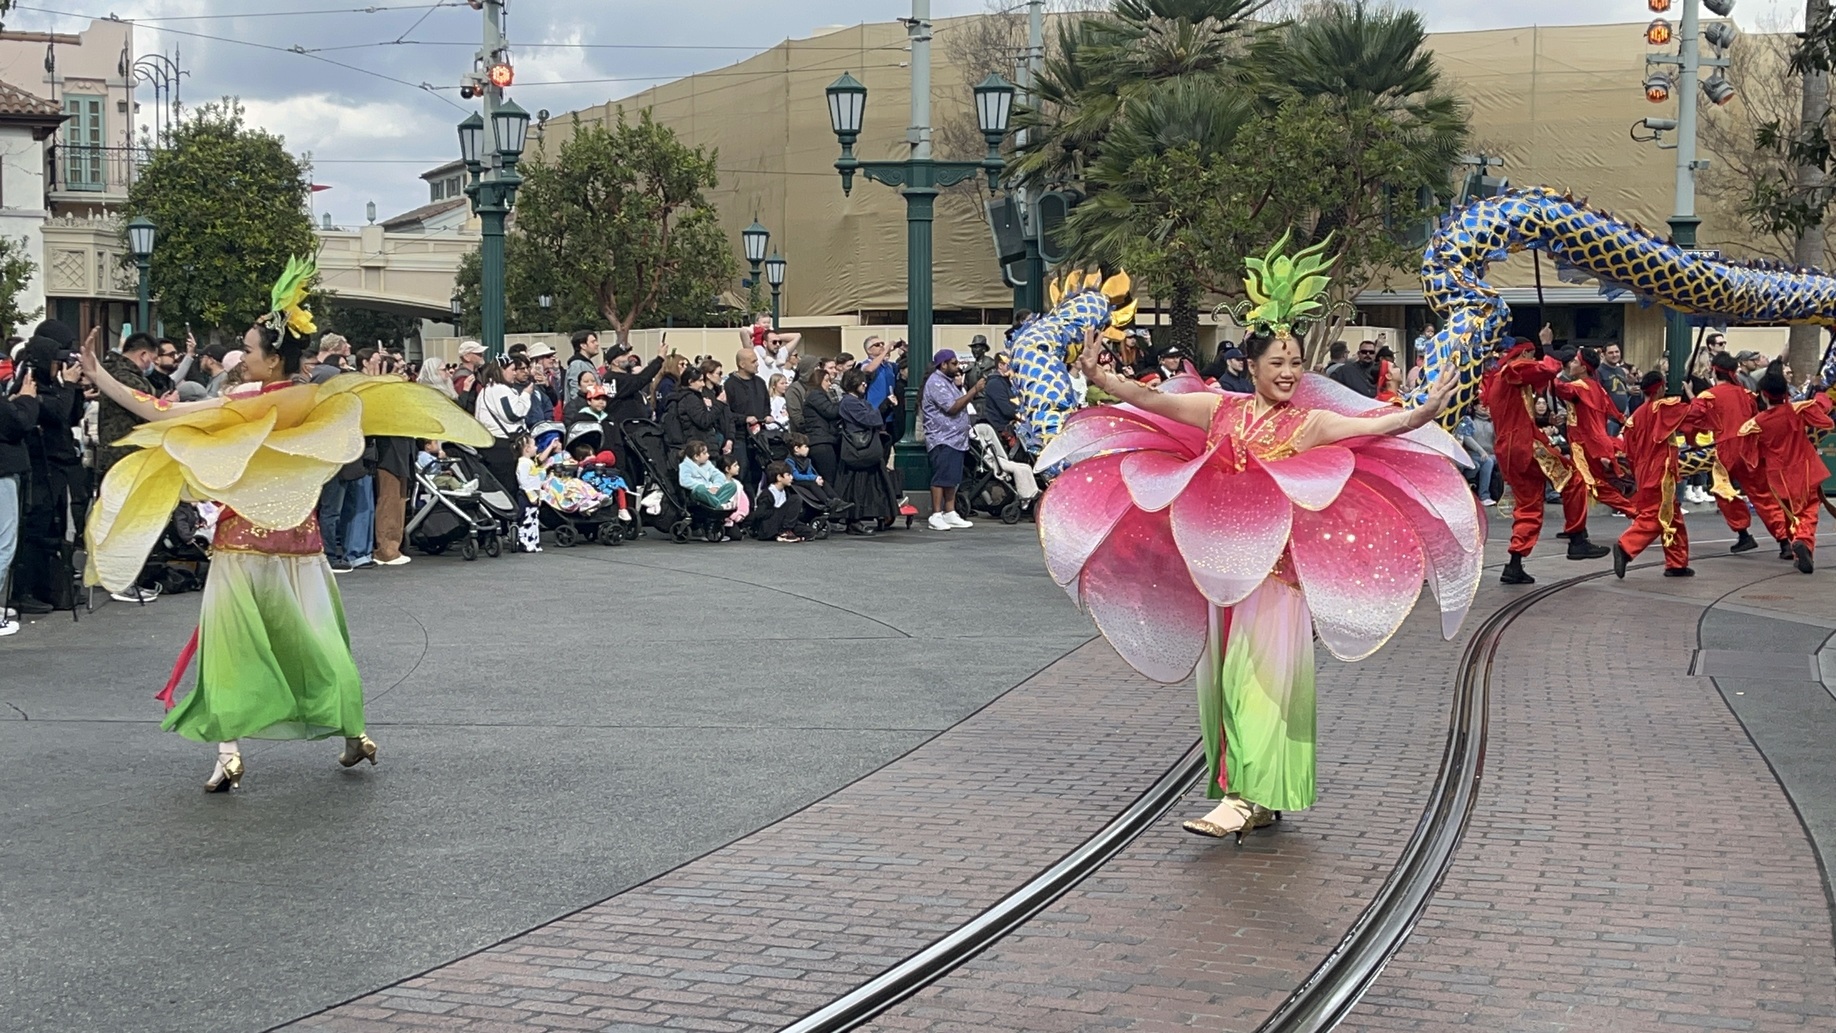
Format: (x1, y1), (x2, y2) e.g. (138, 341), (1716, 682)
(45, 143), (142, 196)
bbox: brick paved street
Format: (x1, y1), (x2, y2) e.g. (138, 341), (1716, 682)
(277, 538), (1836, 1033)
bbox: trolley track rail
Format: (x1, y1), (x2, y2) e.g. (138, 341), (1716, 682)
(777, 569), (1614, 1033)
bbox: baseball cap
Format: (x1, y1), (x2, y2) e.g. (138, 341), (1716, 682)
(933, 348), (958, 366)
(457, 340), (486, 357)
(1735, 350), (1763, 361)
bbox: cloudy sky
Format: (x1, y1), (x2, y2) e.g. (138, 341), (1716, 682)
(7, 0), (1809, 222)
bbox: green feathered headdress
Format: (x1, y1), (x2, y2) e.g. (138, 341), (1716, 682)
(264, 255), (318, 338)
(1229, 231), (1336, 338)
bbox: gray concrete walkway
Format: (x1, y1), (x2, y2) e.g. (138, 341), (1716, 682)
(0, 526), (1090, 1033)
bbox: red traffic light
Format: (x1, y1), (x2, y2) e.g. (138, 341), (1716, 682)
(488, 63), (514, 88)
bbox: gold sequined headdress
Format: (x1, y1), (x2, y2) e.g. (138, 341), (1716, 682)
(264, 255), (317, 338)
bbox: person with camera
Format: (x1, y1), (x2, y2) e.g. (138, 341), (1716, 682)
(0, 348), (39, 635)
(12, 331), (86, 613)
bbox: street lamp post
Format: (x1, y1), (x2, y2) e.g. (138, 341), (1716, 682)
(827, 2), (1014, 490)
(451, 295), (464, 335)
(458, 101), (531, 360)
(742, 220), (769, 316)
(538, 292), (553, 333)
(126, 215), (155, 334)
(764, 251), (786, 331)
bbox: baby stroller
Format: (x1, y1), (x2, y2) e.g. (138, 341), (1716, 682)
(959, 422), (1042, 525)
(405, 448), (511, 560)
(533, 454), (626, 548)
(619, 418), (731, 543)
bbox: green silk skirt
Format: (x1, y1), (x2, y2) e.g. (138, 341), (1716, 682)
(162, 550), (365, 743)
(1196, 577), (1317, 812)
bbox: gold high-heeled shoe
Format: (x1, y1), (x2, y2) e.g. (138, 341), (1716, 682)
(1183, 797), (1255, 840)
(338, 734), (378, 768)
(205, 753), (244, 793)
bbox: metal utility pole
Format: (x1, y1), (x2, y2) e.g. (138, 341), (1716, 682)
(1013, 0), (1046, 315)
(1790, 0), (1832, 375)
(478, 0), (508, 359)
(1645, 0), (1729, 393)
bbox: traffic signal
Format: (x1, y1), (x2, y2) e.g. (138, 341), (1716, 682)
(1647, 0), (1672, 11)
(1645, 73), (1673, 103)
(1034, 189), (1082, 265)
(488, 62), (514, 89)
(1645, 18), (1672, 45)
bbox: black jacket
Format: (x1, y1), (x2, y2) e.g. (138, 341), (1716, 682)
(604, 355), (663, 429)
(29, 381), (82, 469)
(801, 388), (840, 447)
(0, 390), (40, 478)
(673, 388), (722, 448)
(724, 371), (770, 422)
(978, 372), (1019, 435)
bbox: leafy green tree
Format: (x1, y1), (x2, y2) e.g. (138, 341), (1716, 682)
(457, 109), (734, 347)
(1017, 0), (1463, 349)
(0, 235), (42, 338)
(321, 305), (421, 350)
(121, 99), (316, 334)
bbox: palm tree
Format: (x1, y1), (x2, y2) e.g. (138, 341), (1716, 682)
(1011, 0), (1277, 188)
(1065, 78), (1258, 347)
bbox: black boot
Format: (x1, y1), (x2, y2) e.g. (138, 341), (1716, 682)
(1794, 541), (1815, 574)
(1555, 530), (1574, 540)
(1501, 552), (1535, 585)
(1567, 531), (1610, 561)
(1780, 538), (1795, 560)
(1730, 530), (1758, 553)
(1613, 543), (1630, 579)
(1663, 566), (1696, 577)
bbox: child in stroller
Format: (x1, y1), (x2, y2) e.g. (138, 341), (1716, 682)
(676, 439), (742, 542)
(783, 431), (851, 520)
(531, 444), (624, 547)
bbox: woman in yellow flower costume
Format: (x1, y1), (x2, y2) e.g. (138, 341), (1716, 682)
(80, 258), (492, 792)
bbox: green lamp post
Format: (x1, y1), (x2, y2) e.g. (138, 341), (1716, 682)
(458, 100), (531, 360)
(826, 55), (1015, 491)
(126, 215), (156, 334)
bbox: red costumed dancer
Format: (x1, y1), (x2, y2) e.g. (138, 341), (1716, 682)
(1614, 371), (1709, 578)
(1746, 361), (1833, 574)
(1689, 351), (1786, 555)
(1551, 346), (1637, 519)
(1481, 328), (1606, 586)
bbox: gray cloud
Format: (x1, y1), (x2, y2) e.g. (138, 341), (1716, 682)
(9, 0), (1805, 226)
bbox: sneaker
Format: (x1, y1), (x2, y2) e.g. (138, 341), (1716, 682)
(927, 512), (953, 531)
(108, 585), (158, 604)
(0, 620), (15, 637)
(378, 555), (412, 566)
(942, 511), (974, 529)
(328, 561), (354, 574)
(351, 557), (376, 569)
(1480, 498), (1497, 508)
(776, 531), (806, 543)
(15, 597), (53, 614)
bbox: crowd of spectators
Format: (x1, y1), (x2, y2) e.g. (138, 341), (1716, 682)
(13, 307), (1776, 639)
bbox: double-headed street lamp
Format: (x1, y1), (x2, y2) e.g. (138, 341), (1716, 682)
(764, 250), (787, 331)
(126, 215), (155, 333)
(826, 3), (1015, 489)
(457, 100), (531, 359)
(742, 219), (770, 315)
(538, 292), (553, 333)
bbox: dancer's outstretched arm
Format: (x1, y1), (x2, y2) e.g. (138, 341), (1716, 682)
(1299, 372), (1458, 450)
(1076, 327), (1220, 429)
(79, 326), (225, 421)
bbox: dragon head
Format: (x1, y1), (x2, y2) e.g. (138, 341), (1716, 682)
(1007, 269), (1136, 453)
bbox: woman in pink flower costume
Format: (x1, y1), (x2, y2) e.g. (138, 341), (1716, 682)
(1036, 238), (1480, 841)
